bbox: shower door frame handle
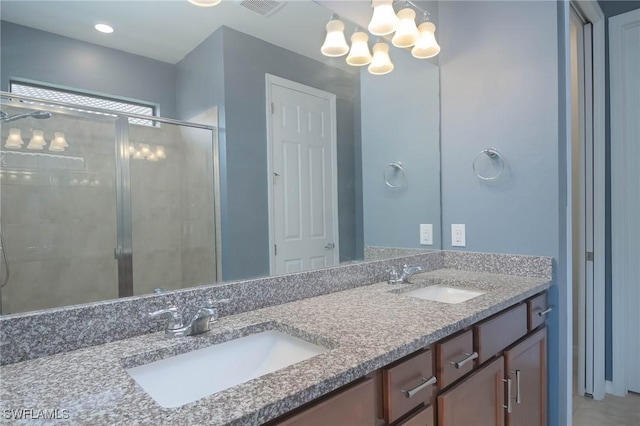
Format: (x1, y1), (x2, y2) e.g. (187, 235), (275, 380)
(115, 117), (133, 298)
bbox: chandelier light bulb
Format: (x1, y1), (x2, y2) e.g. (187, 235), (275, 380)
(140, 143), (151, 157)
(26, 129), (46, 150)
(321, 18), (349, 57)
(155, 145), (167, 159)
(392, 8), (420, 48)
(4, 128), (24, 149)
(368, 42), (394, 75)
(49, 132), (68, 152)
(412, 22), (441, 59)
(368, 0), (399, 36)
(346, 31), (373, 66)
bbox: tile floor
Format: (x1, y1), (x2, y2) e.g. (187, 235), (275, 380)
(572, 351), (639, 425)
(573, 391), (640, 425)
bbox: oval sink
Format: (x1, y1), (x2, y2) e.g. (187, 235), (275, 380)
(405, 285), (485, 304)
(125, 330), (327, 408)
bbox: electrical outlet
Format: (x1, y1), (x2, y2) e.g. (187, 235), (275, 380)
(420, 224), (433, 245)
(451, 224), (466, 247)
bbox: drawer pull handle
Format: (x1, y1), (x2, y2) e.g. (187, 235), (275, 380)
(537, 307), (553, 317)
(450, 351), (478, 369)
(503, 378), (513, 413)
(401, 376), (437, 398)
(514, 370), (522, 404)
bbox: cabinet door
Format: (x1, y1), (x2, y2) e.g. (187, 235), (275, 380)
(274, 378), (374, 426)
(504, 327), (547, 426)
(398, 405), (434, 426)
(437, 356), (505, 426)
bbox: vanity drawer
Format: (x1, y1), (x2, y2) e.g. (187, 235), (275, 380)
(382, 349), (435, 424)
(527, 292), (550, 331)
(274, 378), (374, 426)
(397, 405), (434, 426)
(436, 329), (475, 389)
(474, 303), (527, 364)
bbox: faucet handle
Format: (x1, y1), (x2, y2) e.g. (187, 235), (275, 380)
(148, 306), (184, 331)
(388, 267), (400, 284)
(204, 298), (230, 308)
(195, 298), (230, 320)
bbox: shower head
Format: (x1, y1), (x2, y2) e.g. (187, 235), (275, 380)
(0, 110), (53, 123)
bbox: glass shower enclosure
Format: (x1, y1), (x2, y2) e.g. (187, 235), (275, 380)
(0, 92), (219, 315)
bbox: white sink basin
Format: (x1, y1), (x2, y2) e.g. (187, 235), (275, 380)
(126, 330), (327, 408)
(405, 285), (485, 304)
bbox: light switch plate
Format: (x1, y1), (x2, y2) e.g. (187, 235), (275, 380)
(420, 224), (433, 245)
(451, 224), (466, 247)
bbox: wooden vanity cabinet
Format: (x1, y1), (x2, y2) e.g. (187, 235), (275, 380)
(396, 405), (434, 426)
(437, 293), (548, 426)
(504, 327), (547, 426)
(527, 293), (550, 331)
(435, 329), (475, 390)
(474, 304), (528, 364)
(269, 291), (549, 426)
(273, 378), (375, 426)
(381, 349), (436, 424)
(437, 356), (506, 426)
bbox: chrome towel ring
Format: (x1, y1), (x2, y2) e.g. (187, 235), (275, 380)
(384, 161), (406, 188)
(473, 148), (505, 181)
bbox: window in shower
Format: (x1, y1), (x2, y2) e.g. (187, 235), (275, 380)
(9, 81), (157, 126)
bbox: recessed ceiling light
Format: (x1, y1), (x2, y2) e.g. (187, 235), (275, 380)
(94, 24), (114, 34)
(188, 0), (222, 7)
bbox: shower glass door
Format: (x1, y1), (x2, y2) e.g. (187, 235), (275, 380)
(0, 93), (218, 314)
(0, 100), (119, 314)
(129, 120), (217, 295)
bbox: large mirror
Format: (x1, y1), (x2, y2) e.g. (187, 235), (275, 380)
(0, 0), (441, 314)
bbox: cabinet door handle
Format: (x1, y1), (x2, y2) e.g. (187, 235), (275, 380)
(537, 307), (552, 317)
(502, 378), (513, 413)
(514, 370), (521, 404)
(401, 375), (437, 398)
(450, 351), (478, 369)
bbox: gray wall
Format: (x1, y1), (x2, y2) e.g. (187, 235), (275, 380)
(597, 0), (640, 383)
(361, 50), (441, 249)
(177, 27), (361, 281)
(0, 21), (177, 118)
(438, 1), (564, 423)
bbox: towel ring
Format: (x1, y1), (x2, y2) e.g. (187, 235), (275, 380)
(384, 161), (406, 188)
(473, 148), (505, 181)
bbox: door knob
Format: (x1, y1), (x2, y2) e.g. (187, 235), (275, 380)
(324, 242), (335, 250)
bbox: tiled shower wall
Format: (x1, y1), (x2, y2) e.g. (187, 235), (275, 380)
(0, 106), (119, 313)
(0, 106), (217, 313)
(129, 122), (216, 295)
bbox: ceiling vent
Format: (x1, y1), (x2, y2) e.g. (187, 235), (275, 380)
(238, 0), (286, 17)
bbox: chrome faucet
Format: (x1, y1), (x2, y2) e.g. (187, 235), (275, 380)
(388, 264), (424, 284)
(400, 264), (423, 283)
(149, 298), (228, 338)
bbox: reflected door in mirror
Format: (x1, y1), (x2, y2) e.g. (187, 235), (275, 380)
(269, 77), (339, 275)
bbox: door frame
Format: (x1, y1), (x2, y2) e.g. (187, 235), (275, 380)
(610, 7), (640, 397)
(569, 0), (607, 401)
(265, 74), (340, 274)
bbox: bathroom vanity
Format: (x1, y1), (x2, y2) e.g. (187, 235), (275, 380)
(268, 291), (549, 426)
(0, 255), (552, 426)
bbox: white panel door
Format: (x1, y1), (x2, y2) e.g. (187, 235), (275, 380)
(611, 8), (640, 395)
(268, 78), (338, 275)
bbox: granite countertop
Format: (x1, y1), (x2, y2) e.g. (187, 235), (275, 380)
(0, 269), (551, 425)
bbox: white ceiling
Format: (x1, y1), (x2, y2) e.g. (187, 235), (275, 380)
(0, 0), (374, 70)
